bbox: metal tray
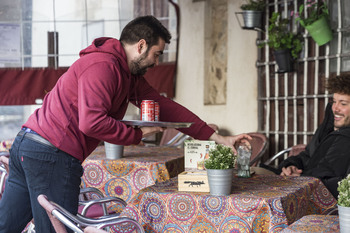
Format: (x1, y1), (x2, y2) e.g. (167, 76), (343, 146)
(120, 120), (193, 128)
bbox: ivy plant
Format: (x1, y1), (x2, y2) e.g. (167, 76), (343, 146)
(261, 12), (303, 59)
(240, 0), (266, 11)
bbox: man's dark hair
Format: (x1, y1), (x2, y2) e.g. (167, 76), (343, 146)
(120, 15), (171, 49)
(328, 74), (350, 95)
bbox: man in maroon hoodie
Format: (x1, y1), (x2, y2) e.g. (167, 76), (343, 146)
(0, 16), (250, 232)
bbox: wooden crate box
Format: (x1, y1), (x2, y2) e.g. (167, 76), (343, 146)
(178, 171), (209, 192)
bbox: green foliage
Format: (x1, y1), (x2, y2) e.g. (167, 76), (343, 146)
(338, 174), (350, 207)
(295, 0), (329, 27)
(261, 12), (303, 59)
(240, 0), (266, 11)
(204, 144), (237, 170)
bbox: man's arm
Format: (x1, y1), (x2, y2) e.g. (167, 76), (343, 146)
(209, 132), (252, 154)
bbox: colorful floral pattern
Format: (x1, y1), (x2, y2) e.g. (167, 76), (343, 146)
(81, 145), (184, 205)
(281, 215), (339, 232)
(0, 139), (13, 152)
(120, 175), (337, 233)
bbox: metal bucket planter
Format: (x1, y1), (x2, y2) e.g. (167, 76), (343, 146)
(338, 205), (350, 232)
(207, 168), (233, 196)
(104, 142), (124, 159)
(235, 10), (263, 30)
(304, 16), (333, 46)
(273, 49), (294, 73)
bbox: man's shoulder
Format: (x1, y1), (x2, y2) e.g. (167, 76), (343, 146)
(337, 126), (350, 136)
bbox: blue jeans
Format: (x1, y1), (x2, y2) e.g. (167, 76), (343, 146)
(0, 130), (83, 233)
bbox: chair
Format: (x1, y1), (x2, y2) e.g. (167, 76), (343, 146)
(37, 194), (145, 233)
(78, 187), (126, 218)
(159, 124), (219, 147)
(264, 144), (306, 166)
(0, 152), (10, 199)
(159, 128), (189, 147)
(247, 132), (268, 167)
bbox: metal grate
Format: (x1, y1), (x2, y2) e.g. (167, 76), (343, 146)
(257, 0), (350, 163)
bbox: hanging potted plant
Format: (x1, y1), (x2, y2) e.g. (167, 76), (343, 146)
(337, 174), (350, 231)
(236, 0), (266, 30)
(261, 12), (303, 73)
(204, 144), (237, 196)
(294, 0), (333, 46)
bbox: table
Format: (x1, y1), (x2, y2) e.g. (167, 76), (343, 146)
(119, 174), (337, 233)
(281, 215), (339, 232)
(81, 145), (184, 207)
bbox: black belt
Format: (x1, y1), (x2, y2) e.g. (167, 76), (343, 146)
(17, 130), (56, 149)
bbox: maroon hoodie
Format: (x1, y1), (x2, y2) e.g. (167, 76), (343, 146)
(24, 37), (214, 161)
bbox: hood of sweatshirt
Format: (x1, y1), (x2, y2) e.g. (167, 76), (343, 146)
(79, 37), (131, 77)
(79, 37), (140, 103)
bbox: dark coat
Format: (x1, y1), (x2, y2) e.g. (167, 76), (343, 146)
(278, 103), (350, 198)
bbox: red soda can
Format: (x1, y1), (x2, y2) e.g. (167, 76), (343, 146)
(141, 100), (155, 121)
(154, 102), (160, 121)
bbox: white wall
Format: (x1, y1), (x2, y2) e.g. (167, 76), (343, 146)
(174, 0), (258, 135)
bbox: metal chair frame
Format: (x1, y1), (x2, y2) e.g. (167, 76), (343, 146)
(38, 194), (145, 233)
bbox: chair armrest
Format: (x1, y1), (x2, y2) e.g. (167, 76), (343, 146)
(38, 194), (144, 233)
(0, 153), (10, 173)
(79, 187), (105, 201)
(79, 197), (127, 216)
(264, 147), (292, 166)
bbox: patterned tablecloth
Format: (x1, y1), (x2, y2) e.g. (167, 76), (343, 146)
(81, 145), (184, 207)
(281, 215), (339, 232)
(119, 174), (337, 233)
(0, 139), (13, 152)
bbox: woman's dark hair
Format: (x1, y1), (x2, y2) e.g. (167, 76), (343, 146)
(327, 74), (350, 95)
(120, 15), (171, 49)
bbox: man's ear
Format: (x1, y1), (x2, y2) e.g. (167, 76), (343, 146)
(137, 39), (148, 54)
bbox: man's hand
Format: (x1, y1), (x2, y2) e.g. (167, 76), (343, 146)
(209, 133), (252, 154)
(280, 166), (302, 177)
(140, 126), (164, 138)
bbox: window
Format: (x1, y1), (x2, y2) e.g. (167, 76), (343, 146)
(0, 0), (178, 140)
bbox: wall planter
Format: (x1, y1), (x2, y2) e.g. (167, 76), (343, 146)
(273, 49), (294, 73)
(259, 12), (302, 74)
(235, 10), (263, 30)
(304, 16), (333, 46)
(295, 1), (332, 46)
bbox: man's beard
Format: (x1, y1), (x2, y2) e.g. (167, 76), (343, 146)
(130, 52), (154, 76)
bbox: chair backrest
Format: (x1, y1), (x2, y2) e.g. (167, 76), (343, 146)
(247, 132), (268, 167)
(159, 128), (185, 146)
(288, 144), (306, 157)
(0, 153), (10, 199)
(38, 194), (82, 233)
(38, 194), (145, 233)
(159, 124), (219, 147)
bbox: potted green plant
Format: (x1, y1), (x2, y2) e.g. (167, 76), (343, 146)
(261, 12), (303, 73)
(204, 144), (237, 195)
(294, 0), (332, 46)
(236, 0), (266, 30)
(337, 174), (350, 231)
